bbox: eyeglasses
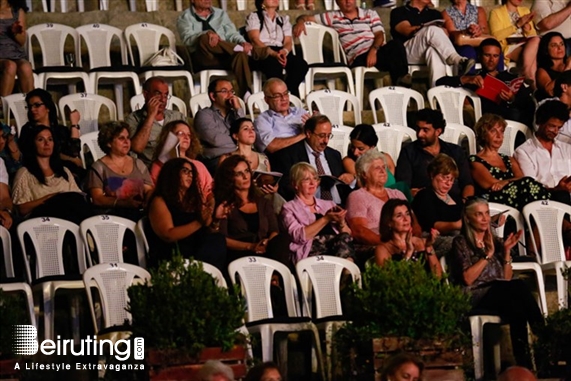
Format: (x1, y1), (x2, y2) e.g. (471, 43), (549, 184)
(215, 89), (235, 95)
(180, 167), (193, 175)
(150, 91), (171, 100)
(233, 168), (252, 178)
(434, 174), (456, 183)
(301, 176), (320, 184)
(175, 131), (191, 138)
(267, 91), (290, 100)
(311, 132), (334, 139)
(29, 102), (45, 109)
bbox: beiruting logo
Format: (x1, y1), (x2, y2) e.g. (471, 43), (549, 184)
(12, 325), (145, 371)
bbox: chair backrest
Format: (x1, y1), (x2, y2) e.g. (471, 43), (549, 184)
(306, 89), (361, 126)
(124, 23), (176, 67)
(187, 259), (227, 289)
(189, 93), (246, 117)
(135, 217), (149, 255)
(0, 226), (15, 278)
(2, 93), (28, 135)
(83, 262), (151, 332)
(298, 22), (346, 66)
(76, 23), (129, 69)
(59, 93), (118, 134)
(329, 125), (354, 158)
(27, 23), (82, 69)
(80, 215), (146, 268)
(369, 86), (425, 125)
(440, 123), (477, 155)
(169, 95), (188, 116)
(228, 256), (302, 322)
(427, 86), (482, 126)
(523, 200), (570, 264)
(130, 93), (187, 115)
(488, 202), (526, 257)
(296, 255), (361, 319)
(499, 120), (531, 156)
(17, 217), (85, 283)
(246, 92), (304, 120)
(372, 123), (417, 161)
(79, 131), (106, 169)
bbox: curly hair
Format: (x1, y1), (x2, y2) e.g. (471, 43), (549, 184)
(474, 114), (507, 148)
(379, 199), (412, 243)
(97, 121), (130, 155)
(379, 353), (424, 381)
(25, 89), (58, 128)
(153, 120), (202, 161)
(21, 125), (68, 185)
(213, 155), (258, 208)
(152, 158), (200, 213)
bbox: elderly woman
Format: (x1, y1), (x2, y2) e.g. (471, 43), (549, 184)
(346, 150), (407, 246)
(375, 199), (442, 277)
(469, 114), (550, 210)
(214, 155), (279, 262)
(449, 197), (544, 368)
(150, 120), (212, 200)
(380, 353), (424, 381)
(0, 0), (33, 97)
(197, 360), (234, 381)
(280, 162), (354, 264)
(87, 122), (153, 221)
(536, 32), (571, 101)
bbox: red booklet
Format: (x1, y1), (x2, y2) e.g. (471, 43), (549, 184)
(476, 75), (525, 104)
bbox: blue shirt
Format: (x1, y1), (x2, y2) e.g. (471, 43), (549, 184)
(254, 107), (308, 152)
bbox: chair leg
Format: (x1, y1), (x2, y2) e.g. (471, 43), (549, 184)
(469, 316), (485, 381)
(325, 323), (334, 381)
(42, 283), (54, 341)
(114, 84), (125, 120)
(555, 262), (569, 309)
(310, 325), (327, 381)
(260, 326), (274, 362)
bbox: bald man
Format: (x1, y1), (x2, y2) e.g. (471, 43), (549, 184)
(497, 366), (537, 381)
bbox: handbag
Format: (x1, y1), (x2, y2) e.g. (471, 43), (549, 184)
(143, 47), (184, 67)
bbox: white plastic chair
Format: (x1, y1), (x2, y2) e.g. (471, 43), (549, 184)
(135, 217), (149, 255)
(79, 131), (105, 169)
(297, 23), (356, 98)
(27, 23), (91, 94)
(296, 256), (361, 381)
(186, 260), (228, 289)
(369, 86), (425, 125)
(499, 120), (531, 156)
(80, 215), (147, 268)
(328, 125), (354, 158)
(372, 123), (417, 161)
(440, 123), (477, 155)
(228, 256), (325, 379)
(306, 89), (361, 126)
(124, 23), (195, 97)
(130, 93), (187, 116)
(17, 217), (86, 340)
(0, 226), (36, 328)
(76, 23), (142, 120)
(189, 93), (245, 118)
(1, 93), (28, 136)
(58, 93), (117, 134)
(246, 91), (304, 120)
(427, 86), (482, 126)
(353, 66), (387, 111)
(523, 200), (571, 310)
(83, 262), (150, 336)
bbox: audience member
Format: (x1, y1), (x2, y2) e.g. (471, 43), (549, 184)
(395, 108), (474, 200)
(214, 155), (279, 262)
(390, 0), (475, 87)
(295, 0), (313, 10)
(19, 89), (83, 180)
(0, 0), (33, 96)
(125, 77), (186, 167)
(244, 362), (282, 381)
(294, 0), (411, 87)
(0, 122), (21, 181)
(514, 100), (571, 204)
(435, 38), (535, 128)
(412, 154), (463, 258)
(246, 0), (308, 97)
(146, 158), (228, 271)
(221, 118), (270, 172)
(536, 31), (571, 101)
(489, 0), (539, 85)
(374, 199), (442, 277)
(553, 70), (571, 143)
(533, 0), (571, 56)
(177, 0), (269, 98)
(254, 78), (309, 154)
(497, 366), (538, 381)
(150, 120), (212, 201)
(280, 162), (354, 264)
(272, 115), (353, 203)
(379, 353), (424, 381)
(196, 360), (234, 381)
(87, 122), (153, 221)
(194, 79), (244, 174)
(449, 197), (544, 369)
(0, 158), (13, 229)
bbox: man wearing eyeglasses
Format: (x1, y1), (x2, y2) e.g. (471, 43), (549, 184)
(194, 78), (245, 174)
(125, 77), (186, 166)
(255, 78), (309, 155)
(272, 114), (355, 203)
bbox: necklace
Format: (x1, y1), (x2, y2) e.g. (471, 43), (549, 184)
(436, 192), (452, 204)
(475, 238), (485, 249)
(110, 157), (128, 174)
(304, 198), (316, 207)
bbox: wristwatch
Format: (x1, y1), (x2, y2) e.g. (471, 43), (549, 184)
(70, 124), (80, 130)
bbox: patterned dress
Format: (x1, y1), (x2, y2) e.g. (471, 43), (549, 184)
(469, 154), (550, 210)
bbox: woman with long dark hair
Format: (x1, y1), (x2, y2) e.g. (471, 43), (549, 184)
(536, 31), (571, 101)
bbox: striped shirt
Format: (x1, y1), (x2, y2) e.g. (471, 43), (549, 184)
(317, 8), (385, 65)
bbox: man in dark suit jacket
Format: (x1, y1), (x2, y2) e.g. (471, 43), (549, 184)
(271, 115), (355, 203)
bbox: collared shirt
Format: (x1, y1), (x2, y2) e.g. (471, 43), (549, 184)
(316, 8), (385, 65)
(533, 0), (571, 39)
(390, 2), (443, 43)
(245, 10), (292, 47)
(124, 108), (186, 166)
(194, 105), (244, 159)
(514, 134), (571, 188)
(254, 107), (308, 152)
(304, 141), (342, 205)
(177, 6), (246, 52)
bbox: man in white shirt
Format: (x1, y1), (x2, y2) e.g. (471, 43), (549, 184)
(514, 100), (571, 204)
(533, 0), (571, 55)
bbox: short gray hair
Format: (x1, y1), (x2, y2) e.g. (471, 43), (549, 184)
(355, 149), (387, 185)
(263, 78), (287, 97)
(197, 360), (234, 381)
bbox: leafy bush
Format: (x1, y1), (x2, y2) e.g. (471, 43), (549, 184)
(127, 255), (245, 358)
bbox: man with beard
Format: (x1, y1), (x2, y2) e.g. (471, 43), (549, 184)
(395, 108), (474, 200)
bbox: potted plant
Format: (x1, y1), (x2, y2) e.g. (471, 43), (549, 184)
(335, 260), (472, 381)
(127, 254), (247, 381)
(0, 289), (28, 380)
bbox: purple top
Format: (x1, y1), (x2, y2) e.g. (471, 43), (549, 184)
(346, 188), (406, 234)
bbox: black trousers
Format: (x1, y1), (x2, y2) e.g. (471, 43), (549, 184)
(351, 39), (409, 84)
(250, 48), (308, 97)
